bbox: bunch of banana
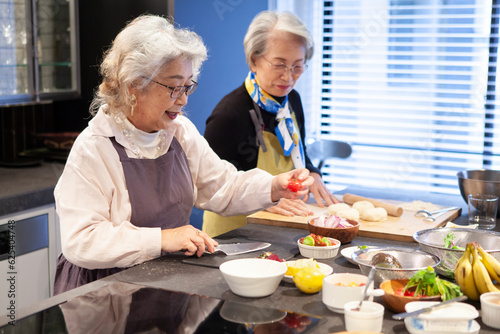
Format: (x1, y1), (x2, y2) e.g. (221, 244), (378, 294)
(454, 242), (500, 300)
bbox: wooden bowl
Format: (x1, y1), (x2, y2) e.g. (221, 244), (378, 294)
(379, 279), (441, 313)
(307, 217), (360, 244)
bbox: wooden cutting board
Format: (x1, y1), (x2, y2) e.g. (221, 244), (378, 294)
(247, 198), (461, 242)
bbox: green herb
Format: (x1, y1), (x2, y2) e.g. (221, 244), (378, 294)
(402, 266), (463, 301)
(444, 231), (465, 250)
(358, 245), (369, 249)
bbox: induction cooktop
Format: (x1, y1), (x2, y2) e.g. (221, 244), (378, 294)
(0, 282), (325, 333)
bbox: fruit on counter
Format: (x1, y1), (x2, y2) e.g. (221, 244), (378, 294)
(315, 215), (354, 228)
(455, 242), (500, 300)
(334, 282), (366, 287)
(470, 242), (500, 295)
(285, 258), (320, 277)
(293, 267), (325, 294)
(287, 179), (302, 192)
(402, 266), (462, 301)
(299, 234), (337, 247)
(454, 243), (480, 301)
(257, 252), (285, 262)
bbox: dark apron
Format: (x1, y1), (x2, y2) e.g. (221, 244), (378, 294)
(54, 136), (194, 295)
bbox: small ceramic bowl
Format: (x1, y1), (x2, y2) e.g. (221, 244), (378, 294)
(379, 279), (441, 313)
(405, 301), (479, 332)
(322, 273), (385, 314)
(308, 217), (360, 244)
(219, 258), (287, 298)
(481, 291), (500, 329)
(297, 237), (341, 259)
(343, 301), (385, 333)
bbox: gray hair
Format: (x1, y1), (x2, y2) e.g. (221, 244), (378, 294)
(90, 14), (207, 115)
(243, 11), (313, 69)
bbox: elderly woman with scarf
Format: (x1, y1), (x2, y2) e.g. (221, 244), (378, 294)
(203, 11), (340, 237)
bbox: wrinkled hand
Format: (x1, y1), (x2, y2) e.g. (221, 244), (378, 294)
(266, 198), (314, 217)
(303, 172), (341, 207)
(271, 169), (313, 202)
(161, 225), (218, 257)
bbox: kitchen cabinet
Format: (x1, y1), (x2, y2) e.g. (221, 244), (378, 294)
(0, 204), (60, 316)
(0, 0), (80, 105)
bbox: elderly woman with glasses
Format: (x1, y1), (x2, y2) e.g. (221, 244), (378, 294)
(203, 11), (340, 237)
(53, 14), (313, 294)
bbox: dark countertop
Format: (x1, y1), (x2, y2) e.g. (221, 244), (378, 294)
(0, 166), (497, 332)
(1, 187), (498, 333)
(0, 162), (64, 216)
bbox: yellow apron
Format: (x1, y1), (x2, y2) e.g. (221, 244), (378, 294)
(202, 113), (301, 237)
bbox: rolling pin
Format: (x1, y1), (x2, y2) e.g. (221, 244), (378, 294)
(342, 193), (404, 217)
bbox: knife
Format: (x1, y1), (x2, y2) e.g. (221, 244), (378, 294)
(208, 242), (271, 256)
(392, 295), (468, 320)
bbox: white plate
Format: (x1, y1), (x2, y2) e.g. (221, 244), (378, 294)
(341, 246), (381, 265)
(404, 317), (480, 334)
(282, 262), (333, 284)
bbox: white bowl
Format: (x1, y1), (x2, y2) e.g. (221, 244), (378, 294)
(282, 261), (333, 283)
(404, 301), (478, 333)
(322, 273), (385, 313)
(219, 258), (287, 298)
(480, 292), (500, 329)
(297, 237), (340, 259)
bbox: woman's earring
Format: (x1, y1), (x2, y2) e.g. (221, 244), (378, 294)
(130, 94), (137, 117)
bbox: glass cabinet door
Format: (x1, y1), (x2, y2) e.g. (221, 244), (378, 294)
(0, 0), (30, 100)
(0, 0), (79, 104)
(36, 0), (79, 97)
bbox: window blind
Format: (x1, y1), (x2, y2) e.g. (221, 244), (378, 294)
(277, 0), (500, 195)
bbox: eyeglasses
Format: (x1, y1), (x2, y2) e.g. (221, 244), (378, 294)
(146, 77), (198, 99)
(262, 57), (308, 75)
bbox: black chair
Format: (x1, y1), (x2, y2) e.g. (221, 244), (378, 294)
(307, 139), (352, 170)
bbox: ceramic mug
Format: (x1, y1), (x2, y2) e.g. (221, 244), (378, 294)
(322, 273), (385, 314)
(343, 300), (384, 332)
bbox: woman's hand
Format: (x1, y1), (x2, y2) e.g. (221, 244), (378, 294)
(161, 225), (218, 257)
(302, 172), (341, 207)
(271, 168), (313, 202)
(265, 198), (314, 217)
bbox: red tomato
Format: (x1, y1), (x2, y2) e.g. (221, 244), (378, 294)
(287, 179), (302, 192)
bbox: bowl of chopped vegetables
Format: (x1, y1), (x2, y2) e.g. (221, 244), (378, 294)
(308, 215), (360, 244)
(379, 267), (463, 313)
(413, 227), (500, 279)
(297, 234), (341, 259)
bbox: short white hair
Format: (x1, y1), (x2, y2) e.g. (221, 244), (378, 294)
(244, 11), (313, 69)
(90, 14), (207, 115)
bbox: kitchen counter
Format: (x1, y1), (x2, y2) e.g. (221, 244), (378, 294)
(0, 186), (497, 333)
(0, 162), (64, 216)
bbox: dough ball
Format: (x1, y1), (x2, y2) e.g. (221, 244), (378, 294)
(352, 201), (375, 215)
(336, 208), (360, 221)
(361, 207), (388, 222)
(327, 203), (351, 216)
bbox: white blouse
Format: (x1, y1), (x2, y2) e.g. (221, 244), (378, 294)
(54, 108), (274, 269)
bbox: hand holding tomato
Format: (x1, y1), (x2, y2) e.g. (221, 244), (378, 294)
(287, 179), (302, 192)
(270, 168), (314, 202)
